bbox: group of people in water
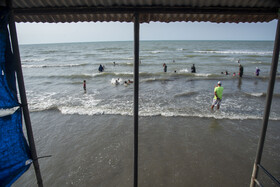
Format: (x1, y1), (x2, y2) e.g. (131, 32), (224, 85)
(163, 63), (197, 73)
(221, 63), (244, 77)
(161, 59), (260, 78)
(221, 64), (260, 77)
(210, 61), (261, 111)
(113, 78), (133, 86)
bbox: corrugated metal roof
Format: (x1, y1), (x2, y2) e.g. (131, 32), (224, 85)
(2, 0), (280, 23)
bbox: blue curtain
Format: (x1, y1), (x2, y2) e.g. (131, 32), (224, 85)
(0, 10), (32, 187)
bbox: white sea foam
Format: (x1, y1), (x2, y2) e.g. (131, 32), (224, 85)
(244, 92), (265, 97)
(111, 78), (123, 85)
(194, 73), (211, 77)
(194, 50), (272, 55)
(151, 50), (165, 54)
(22, 64), (83, 68)
(22, 57), (47, 62)
(26, 95), (280, 121)
(179, 68), (188, 73)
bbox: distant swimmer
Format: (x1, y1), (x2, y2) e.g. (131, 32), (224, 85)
(255, 67), (260, 76)
(128, 79), (133, 84)
(233, 72), (236, 77)
(83, 80), (86, 92)
(239, 64), (243, 78)
(98, 64), (104, 72)
(221, 71), (229, 75)
(211, 81), (224, 110)
(113, 61), (116, 66)
(163, 63), (167, 72)
(191, 64), (196, 73)
(124, 81), (128, 86)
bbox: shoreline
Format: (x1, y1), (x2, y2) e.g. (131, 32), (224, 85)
(14, 111), (280, 187)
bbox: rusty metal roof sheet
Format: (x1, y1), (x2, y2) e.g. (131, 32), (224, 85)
(2, 0), (280, 23)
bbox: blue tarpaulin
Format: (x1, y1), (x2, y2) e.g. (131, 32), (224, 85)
(0, 109), (32, 187)
(0, 10), (18, 109)
(0, 10), (32, 187)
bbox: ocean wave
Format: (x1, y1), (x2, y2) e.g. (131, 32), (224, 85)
(94, 72), (133, 77)
(22, 63), (87, 68)
(244, 92), (266, 97)
(22, 58), (49, 62)
(194, 73), (213, 77)
(141, 77), (172, 83)
(43, 107), (280, 121)
(27, 91), (280, 121)
(116, 62), (133, 66)
(179, 68), (188, 73)
(194, 50), (273, 55)
(243, 92), (280, 98)
(96, 47), (122, 51)
(184, 54), (201, 58)
(251, 61), (271, 65)
(150, 50), (165, 54)
(40, 74), (98, 79)
(31, 71), (228, 80)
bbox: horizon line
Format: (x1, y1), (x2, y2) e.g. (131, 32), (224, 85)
(19, 39), (274, 45)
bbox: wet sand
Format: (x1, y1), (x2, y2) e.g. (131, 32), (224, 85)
(14, 111), (280, 187)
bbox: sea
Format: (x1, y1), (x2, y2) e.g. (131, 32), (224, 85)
(11, 40), (280, 187)
(19, 40), (280, 120)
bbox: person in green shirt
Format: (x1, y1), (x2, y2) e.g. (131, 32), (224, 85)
(211, 81), (224, 110)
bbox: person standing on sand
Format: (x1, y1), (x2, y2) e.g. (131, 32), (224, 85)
(239, 64), (243, 77)
(211, 81), (224, 110)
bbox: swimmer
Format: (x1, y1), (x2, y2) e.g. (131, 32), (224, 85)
(124, 81), (128, 86)
(163, 63), (167, 72)
(191, 64), (196, 73)
(255, 67), (260, 76)
(98, 64), (104, 72)
(83, 80), (86, 93)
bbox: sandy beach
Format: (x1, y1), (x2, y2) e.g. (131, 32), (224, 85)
(13, 111), (280, 187)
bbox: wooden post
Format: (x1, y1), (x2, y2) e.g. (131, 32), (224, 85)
(6, 1), (44, 186)
(250, 17), (280, 187)
(133, 12), (140, 187)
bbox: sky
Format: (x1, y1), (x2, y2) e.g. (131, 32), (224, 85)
(16, 20), (277, 44)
